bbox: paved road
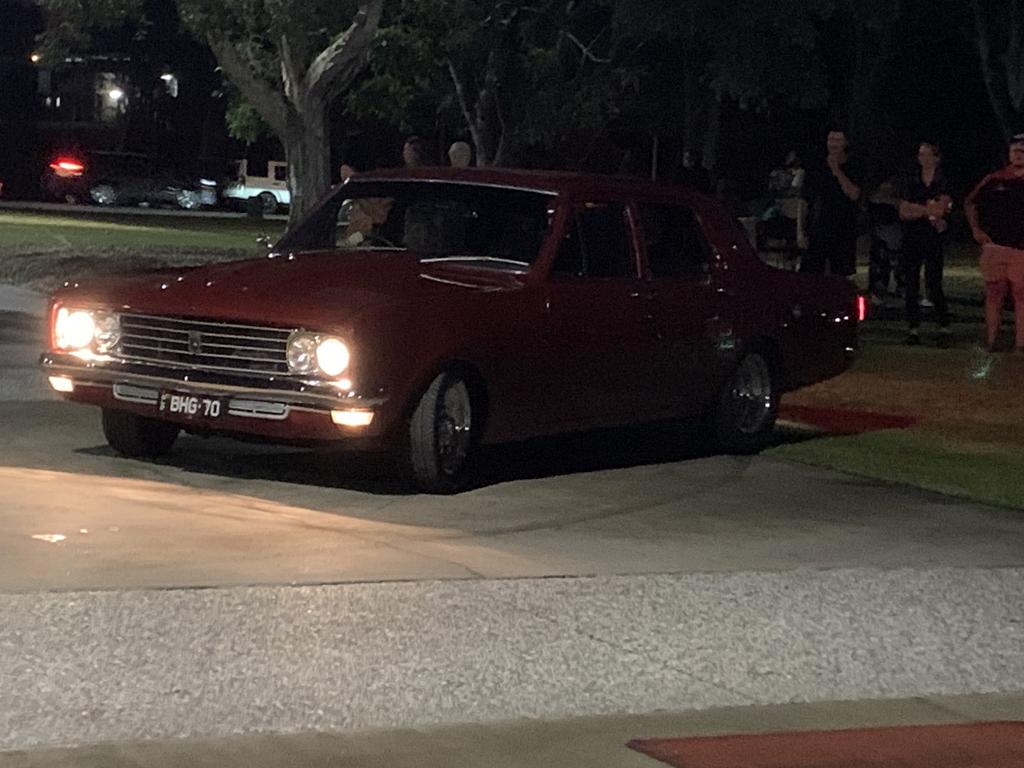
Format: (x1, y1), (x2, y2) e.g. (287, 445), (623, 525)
(1, 284), (1022, 753)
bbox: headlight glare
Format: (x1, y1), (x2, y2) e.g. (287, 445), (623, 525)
(55, 307), (96, 350)
(315, 338), (350, 378)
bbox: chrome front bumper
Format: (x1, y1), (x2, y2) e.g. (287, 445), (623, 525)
(39, 353), (385, 413)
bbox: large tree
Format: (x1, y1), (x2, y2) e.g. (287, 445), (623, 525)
(39, 0), (383, 225)
(350, 0), (831, 174)
(348, 0), (626, 167)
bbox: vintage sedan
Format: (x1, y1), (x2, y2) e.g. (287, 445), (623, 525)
(40, 168), (860, 492)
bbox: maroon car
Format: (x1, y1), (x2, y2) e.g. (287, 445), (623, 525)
(40, 168), (860, 492)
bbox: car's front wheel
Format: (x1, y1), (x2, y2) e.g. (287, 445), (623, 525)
(89, 184), (117, 206)
(102, 409), (180, 459)
(400, 372), (477, 493)
(713, 350), (779, 454)
(257, 191), (278, 215)
(176, 189), (201, 210)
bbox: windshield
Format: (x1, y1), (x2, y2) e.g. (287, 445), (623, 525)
(278, 180), (557, 271)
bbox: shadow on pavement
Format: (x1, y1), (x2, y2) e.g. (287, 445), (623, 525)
(73, 419), (820, 496)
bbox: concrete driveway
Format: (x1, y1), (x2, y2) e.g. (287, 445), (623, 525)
(4, 399), (1024, 592)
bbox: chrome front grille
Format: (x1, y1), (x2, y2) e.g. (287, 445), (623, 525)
(118, 314), (294, 377)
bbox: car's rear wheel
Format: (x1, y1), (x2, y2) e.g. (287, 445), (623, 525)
(102, 409), (179, 459)
(400, 371), (477, 494)
(90, 184), (117, 206)
(257, 191), (278, 215)
(712, 350), (778, 454)
(176, 189), (201, 210)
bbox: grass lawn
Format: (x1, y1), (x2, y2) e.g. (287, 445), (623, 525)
(773, 343), (1024, 511)
(0, 211), (285, 251)
(768, 239), (1024, 510)
(0, 211), (287, 292)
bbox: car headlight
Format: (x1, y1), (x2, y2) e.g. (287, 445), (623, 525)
(287, 332), (350, 378)
(54, 308), (95, 350)
(93, 312), (121, 353)
(54, 307), (121, 353)
(286, 332), (319, 374)
(315, 338), (350, 377)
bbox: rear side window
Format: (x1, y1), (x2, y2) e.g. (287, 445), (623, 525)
(247, 159), (269, 178)
(273, 165), (288, 182)
(639, 203), (709, 278)
(553, 203), (635, 278)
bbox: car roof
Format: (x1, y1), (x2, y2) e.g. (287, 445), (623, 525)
(352, 166), (708, 204)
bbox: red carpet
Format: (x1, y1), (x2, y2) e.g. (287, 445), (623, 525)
(628, 722), (1024, 767)
(779, 404), (918, 435)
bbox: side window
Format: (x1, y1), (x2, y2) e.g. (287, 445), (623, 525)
(247, 159), (269, 179)
(639, 204), (709, 278)
(273, 164), (288, 182)
(552, 203), (634, 278)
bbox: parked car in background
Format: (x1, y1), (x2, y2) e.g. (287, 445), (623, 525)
(222, 159), (289, 214)
(40, 168), (861, 493)
(41, 151), (217, 210)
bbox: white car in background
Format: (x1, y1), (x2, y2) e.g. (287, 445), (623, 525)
(223, 159), (290, 214)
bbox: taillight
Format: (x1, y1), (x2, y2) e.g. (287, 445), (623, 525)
(49, 157), (85, 177)
(856, 294), (867, 322)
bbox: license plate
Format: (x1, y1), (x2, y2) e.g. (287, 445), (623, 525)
(158, 392), (224, 419)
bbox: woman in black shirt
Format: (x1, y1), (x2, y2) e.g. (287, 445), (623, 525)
(899, 142), (953, 346)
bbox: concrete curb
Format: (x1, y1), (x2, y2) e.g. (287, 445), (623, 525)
(2, 694), (1021, 768)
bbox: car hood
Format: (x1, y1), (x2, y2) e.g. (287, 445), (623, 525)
(57, 250), (525, 330)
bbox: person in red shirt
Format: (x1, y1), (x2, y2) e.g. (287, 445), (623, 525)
(965, 133), (1024, 353)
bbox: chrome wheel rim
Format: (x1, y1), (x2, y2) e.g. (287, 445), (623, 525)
(90, 185), (116, 206)
(437, 381), (472, 476)
(177, 190), (200, 209)
(728, 354), (774, 435)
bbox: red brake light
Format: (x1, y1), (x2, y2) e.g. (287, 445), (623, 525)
(856, 294), (867, 322)
(49, 157), (85, 176)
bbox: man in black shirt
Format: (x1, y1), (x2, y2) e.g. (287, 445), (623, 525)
(799, 130), (863, 276)
(899, 142), (953, 346)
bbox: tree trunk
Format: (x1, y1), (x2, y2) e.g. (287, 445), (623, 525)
(972, 0), (1024, 141)
(284, 104), (331, 228)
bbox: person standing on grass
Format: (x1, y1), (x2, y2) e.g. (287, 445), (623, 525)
(965, 133), (1024, 353)
(899, 142), (953, 347)
(799, 130), (863, 277)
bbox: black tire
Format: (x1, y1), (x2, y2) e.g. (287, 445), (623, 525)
(712, 350), (779, 454)
(399, 372), (477, 494)
(102, 408), (179, 459)
(258, 191), (278, 215)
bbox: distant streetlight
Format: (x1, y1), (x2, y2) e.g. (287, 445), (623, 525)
(160, 73), (174, 82)
(30, 53), (41, 64)
(108, 87), (125, 102)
